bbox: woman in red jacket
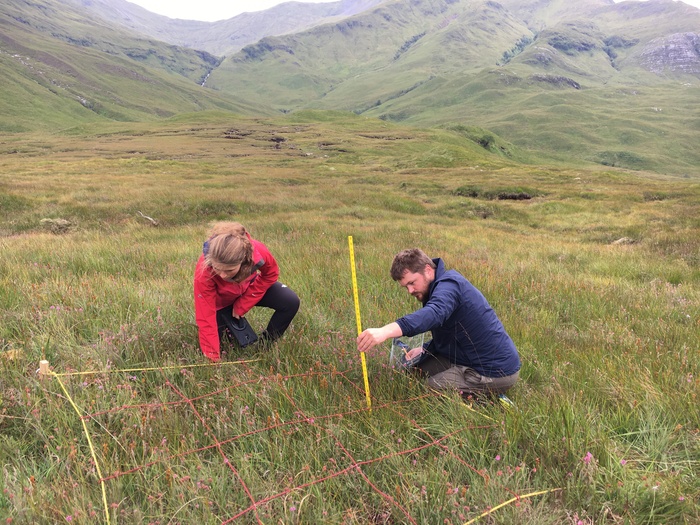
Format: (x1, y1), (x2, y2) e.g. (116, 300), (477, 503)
(193, 222), (300, 361)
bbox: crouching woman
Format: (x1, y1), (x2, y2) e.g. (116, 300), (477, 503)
(193, 222), (300, 361)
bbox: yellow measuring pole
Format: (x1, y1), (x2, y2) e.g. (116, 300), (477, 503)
(348, 236), (372, 410)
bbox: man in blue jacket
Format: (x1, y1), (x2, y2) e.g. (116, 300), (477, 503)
(357, 248), (520, 396)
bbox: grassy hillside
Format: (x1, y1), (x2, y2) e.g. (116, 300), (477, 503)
(3, 0), (222, 82)
(366, 67), (700, 175)
(208, 0), (531, 107)
(0, 113), (698, 523)
(0, 0), (268, 131)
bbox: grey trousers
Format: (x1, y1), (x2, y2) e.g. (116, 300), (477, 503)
(416, 354), (519, 395)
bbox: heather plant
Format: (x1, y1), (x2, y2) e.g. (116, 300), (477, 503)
(0, 114), (698, 524)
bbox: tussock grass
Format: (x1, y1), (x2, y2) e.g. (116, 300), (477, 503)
(0, 113), (698, 524)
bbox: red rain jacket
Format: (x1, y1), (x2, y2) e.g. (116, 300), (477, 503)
(193, 235), (279, 360)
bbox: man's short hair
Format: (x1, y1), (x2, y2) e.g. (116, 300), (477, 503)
(390, 248), (436, 281)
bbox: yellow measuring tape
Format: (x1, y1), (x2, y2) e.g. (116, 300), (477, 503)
(51, 371), (112, 525)
(463, 488), (562, 524)
(348, 236), (372, 410)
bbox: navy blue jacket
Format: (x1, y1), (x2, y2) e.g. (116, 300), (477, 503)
(395, 259), (520, 378)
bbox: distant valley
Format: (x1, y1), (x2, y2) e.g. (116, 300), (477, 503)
(1, 0), (699, 175)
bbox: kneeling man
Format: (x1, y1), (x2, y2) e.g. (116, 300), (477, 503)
(357, 248), (520, 397)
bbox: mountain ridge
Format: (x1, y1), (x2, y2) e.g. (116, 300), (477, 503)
(64, 0), (387, 56)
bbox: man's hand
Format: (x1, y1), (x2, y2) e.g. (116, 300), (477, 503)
(356, 322), (402, 353)
(405, 347), (424, 360)
(357, 328), (386, 352)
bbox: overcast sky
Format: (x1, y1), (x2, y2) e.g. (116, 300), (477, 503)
(127, 0), (700, 22)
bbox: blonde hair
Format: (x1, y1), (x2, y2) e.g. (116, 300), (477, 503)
(203, 222), (254, 282)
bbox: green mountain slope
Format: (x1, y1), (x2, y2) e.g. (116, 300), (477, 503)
(0, 0), (268, 131)
(369, 0), (700, 173)
(207, 0), (531, 107)
(208, 0), (700, 175)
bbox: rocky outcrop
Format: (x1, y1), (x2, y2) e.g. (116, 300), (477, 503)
(529, 74), (581, 89)
(640, 32), (700, 76)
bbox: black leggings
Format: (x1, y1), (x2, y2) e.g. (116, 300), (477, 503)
(217, 281), (300, 343)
